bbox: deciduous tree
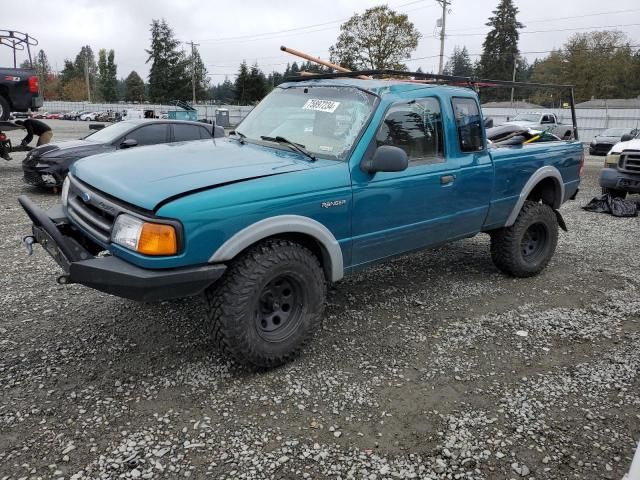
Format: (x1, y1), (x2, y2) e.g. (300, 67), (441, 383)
(329, 5), (421, 70)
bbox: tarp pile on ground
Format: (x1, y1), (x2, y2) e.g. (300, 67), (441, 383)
(583, 194), (638, 217)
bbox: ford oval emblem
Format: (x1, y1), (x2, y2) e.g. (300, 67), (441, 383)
(80, 192), (91, 203)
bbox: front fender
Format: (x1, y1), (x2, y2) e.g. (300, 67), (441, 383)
(209, 215), (344, 282)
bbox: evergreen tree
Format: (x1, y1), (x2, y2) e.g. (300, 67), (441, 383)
(211, 78), (235, 104)
(98, 49), (118, 101)
(125, 71), (145, 102)
(478, 0), (523, 81)
(33, 50), (51, 96)
(74, 45), (98, 97)
(444, 46), (474, 77)
(247, 62), (267, 102)
(186, 45), (210, 101)
(146, 19), (189, 102)
(234, 61), (250, 104)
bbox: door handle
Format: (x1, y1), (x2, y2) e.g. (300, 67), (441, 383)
(440, 175), (455, 185)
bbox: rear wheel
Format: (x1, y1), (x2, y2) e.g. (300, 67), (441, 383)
(601, 187), (627, 199)
(490, 201), (559, 277)
(0, 96), (10, 121)
(204, 239), (326, 369)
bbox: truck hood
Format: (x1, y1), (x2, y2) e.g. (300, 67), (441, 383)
(71, 138), (317, 211)
(610, 138), (640, 154)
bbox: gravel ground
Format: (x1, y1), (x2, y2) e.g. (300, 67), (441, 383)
(0, 120), (639, 479)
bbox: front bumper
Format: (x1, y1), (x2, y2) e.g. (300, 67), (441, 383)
(22, 157), (66, 187)
(599, 168), (640, 194)
(18, 196), (226, 302)
(589, 143), (612, 155)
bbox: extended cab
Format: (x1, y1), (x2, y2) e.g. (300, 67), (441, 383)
(20, 78), (584, 368)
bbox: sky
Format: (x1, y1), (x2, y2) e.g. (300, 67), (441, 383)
(2, 0), (639, 84)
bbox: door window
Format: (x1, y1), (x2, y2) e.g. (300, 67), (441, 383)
(451, 97), (484, 152)
(375, 98), (444, 164)
(173, 124), (204, 142)
(126, 124), (168, 146)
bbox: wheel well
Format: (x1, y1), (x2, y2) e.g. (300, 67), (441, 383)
(526, 177), (561, 209)
(271, 232), (331, 281)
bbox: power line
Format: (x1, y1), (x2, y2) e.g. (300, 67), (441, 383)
(196, 0), (436, 43)
(446, 8), (640, 33)
(448, 22), (640, 37)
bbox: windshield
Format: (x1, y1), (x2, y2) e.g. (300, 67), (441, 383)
(512, 113), (540, 122)
(601, 128), (630, 137)
(83, 121), (136, 143)
(236, 86), (377, 160)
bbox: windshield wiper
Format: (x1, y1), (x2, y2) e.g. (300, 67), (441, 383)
(229, 130), (246, 144)
(260, 135), (316, 161)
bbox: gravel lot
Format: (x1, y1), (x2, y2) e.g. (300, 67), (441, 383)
(1, 120), (638, 479)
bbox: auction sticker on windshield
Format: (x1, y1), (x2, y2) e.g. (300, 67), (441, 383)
(303, 99), (340, 113)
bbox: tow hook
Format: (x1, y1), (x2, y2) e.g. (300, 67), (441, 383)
(57, 275), (72, 285)
(23, 235), (37, 256)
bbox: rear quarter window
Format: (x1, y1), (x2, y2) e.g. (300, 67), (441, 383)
(451, 97), (484, 152)
(173, 124), (203, 142)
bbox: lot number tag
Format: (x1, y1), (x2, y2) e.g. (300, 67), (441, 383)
(303, 99), (340, 113)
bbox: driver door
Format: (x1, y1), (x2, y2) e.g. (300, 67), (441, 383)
(349, 96), (461, 267)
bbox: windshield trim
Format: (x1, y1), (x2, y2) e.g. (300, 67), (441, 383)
(235, 85), (380, 162)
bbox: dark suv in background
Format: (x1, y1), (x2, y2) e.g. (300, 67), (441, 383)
(22, 119), (224, 188)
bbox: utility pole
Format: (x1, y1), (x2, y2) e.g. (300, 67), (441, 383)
(510, 54), (519, 105)
(436, 0), (451, 75)
(84, 56), (91, 103)
(186, 40), (200, 105)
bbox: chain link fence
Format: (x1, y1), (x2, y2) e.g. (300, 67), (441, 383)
(39, 101), (640, 143)
(41, 101), (254, 127)
(482, 107), (640, 143)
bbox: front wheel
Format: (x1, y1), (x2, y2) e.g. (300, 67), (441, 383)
(490, 201), (559, 277)
(204, 239), (326, 369)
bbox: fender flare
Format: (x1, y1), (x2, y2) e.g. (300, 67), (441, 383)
(505, 166), (564, 227)
(209, 215), (344, 282)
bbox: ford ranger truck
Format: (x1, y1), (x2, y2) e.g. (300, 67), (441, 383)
(19, 79), (584, 369)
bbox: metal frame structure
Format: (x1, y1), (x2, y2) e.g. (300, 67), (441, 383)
(0, 30), (38, 68)
(284, 69), (579, 140)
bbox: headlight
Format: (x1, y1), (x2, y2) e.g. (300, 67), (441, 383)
(605, 153), (619, 168)
(112, 214), (178, 256)
(61, 176), (70, 206)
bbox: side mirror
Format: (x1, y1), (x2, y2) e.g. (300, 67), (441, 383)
(361, 145), (408, 174)
(120, 138), (138, 149)
(621, 134), (634, 142)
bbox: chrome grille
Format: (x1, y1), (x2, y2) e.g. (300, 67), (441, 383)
(619, 151), (640, 174)
(66, 175), (122, 243)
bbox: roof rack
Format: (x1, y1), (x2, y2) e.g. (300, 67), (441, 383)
(284, 69), (573, 90)
(0, 30), (38, 68)
(284, 70), (578, 140)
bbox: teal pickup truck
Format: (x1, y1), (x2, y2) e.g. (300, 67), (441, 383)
(20, 75), (583, 368)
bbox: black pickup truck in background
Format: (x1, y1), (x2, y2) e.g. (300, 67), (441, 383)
(0, 31), (43, 120)
(0, 67), (43, 120)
